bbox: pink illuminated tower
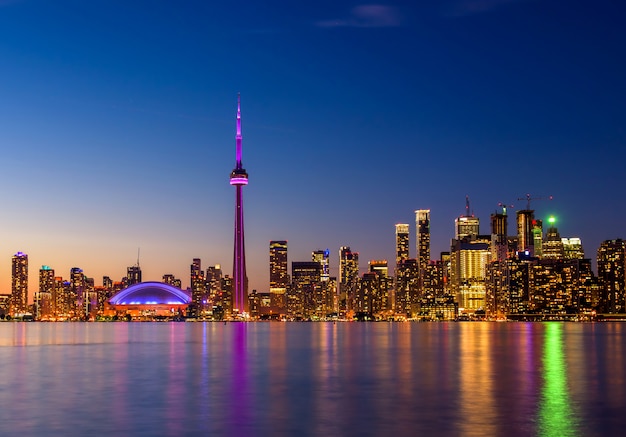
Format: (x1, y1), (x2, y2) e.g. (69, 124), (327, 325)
(230, 94), (248, 314)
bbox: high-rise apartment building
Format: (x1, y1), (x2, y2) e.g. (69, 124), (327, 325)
(597, 239), (626, 313)
(516, 209), (535, 255)
(394, 258), (419, 316)
(270, 241), (288, 312)
(53, 276), (66, 318)
(205, 265), (222, 307)
(450, 240), (491, 311)
(415, 210), (431, 273)
(290, 261), (323, 318)
(395, 224), (409, 266)
(10, 252), (28, 316)
(339, 247), (359, 312)
(35, 265), (54, 319)
(312, 249), (330, 282)
(70, 267), (85, 319)
(490, 210), (508, 262)
(190, 258), (205, 314)
(532, 219), (543, 257)
(368, 260), (390, 313)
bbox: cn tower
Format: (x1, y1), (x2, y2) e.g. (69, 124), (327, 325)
(230, 94), (248, 314)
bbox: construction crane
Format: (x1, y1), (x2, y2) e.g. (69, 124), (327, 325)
(496, 202), (514, 215)
(517, 194), (553, 210)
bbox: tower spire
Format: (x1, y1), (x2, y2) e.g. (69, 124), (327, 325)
(236, 93), (242, 168)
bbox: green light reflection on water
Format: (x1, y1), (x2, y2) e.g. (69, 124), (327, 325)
(538, 323), (579, 437)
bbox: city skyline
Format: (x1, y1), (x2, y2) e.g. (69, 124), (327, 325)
(1, 1), (625, 295)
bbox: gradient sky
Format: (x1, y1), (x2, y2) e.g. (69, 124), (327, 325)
(1, 0), (625, 296)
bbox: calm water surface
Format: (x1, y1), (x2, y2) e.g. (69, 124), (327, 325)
(0, 322), (624, 436)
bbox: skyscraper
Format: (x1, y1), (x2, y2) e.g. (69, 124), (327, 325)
(450, 239), (491, 311)
(190, 258), (205, 313)
(126, 265), (142, 286)
(516, 209), (535, 255)
(490, 210), (508, 262)
(543, 220), (565, 260)
(532, 219), (544, 257)
(339, 246), (359, 312)
(395, 224), (409, 266)
(36, 265), (54, 319)
(291, 261), (323, 318)
(312, 249), (330, 282)
(70, 267), (85, 319)
(415, 210), (431, 273)
(455, 196), (479, 240)
(270, 241), (288, 311)
(597, 239), (626, 313)
(230, 94), (249, 314)
(11, 252), (28, 316)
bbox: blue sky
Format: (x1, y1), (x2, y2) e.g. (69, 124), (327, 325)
(0, 0), (625, 294)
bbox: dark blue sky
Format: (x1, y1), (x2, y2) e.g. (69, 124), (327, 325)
(1, 0), (624, 293)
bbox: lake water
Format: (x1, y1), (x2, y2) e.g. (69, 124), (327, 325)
(0, 322), (624, 436)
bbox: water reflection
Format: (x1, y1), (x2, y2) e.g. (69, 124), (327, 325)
(0, 322), (624, 435)
(538, 323), (579, 437)
(458, 323), (496, 436)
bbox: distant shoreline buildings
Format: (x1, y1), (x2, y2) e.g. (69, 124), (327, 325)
(2, 101), (625, 322)
(2, 200), (624, 322)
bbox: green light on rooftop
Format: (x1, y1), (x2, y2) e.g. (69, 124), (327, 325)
(548, 216), (556, 224)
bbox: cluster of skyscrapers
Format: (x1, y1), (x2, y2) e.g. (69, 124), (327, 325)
(250, 201), (626, 321)
(2, 99), (626, 321)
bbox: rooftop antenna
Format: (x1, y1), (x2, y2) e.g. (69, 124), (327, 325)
(137, 247), (140, 268)
(465, 195), (473, 217)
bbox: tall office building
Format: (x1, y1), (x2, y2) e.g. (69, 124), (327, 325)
(126, 265), (142, 286)
(10, 252), (28, 316)
(415, 210), (431, 273)
(270, 241), (288, 311)
(455, 216), (480, 240)
(36, 265), (55, 319)
(395, 224), (410, 266)
(290, 261), (323, 318)
(450, 240), (491, 311)
(230, 94), (249, 314)
(205, 265), (222, 306)
(312, 249), (330, 282)
(455, 196), (479, 240)
(543, 221), (565, 260)
(53, 276), (66, 318)
(597, 239), (626, 313)
(562, 238), (584, 260)
(532, 219), (543, 257)
(369, 260), (390, 312)
(339, 246), (359, 311)
(70, 267), (85, 319)
(490, 210), (508, 261)
(516, 209), (535, 255)
(394, 258), (419, 316)
(190, 258), (205, 312)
